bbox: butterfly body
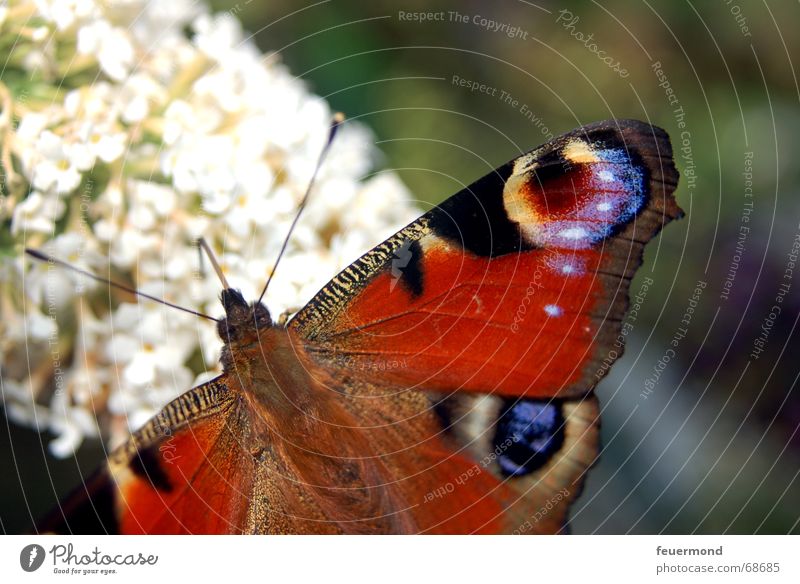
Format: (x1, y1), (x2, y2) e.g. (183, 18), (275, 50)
(39, 119), (681, 534)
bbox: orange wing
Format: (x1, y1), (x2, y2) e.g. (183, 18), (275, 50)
(290, 119), (681, 399)
(37, 378), (255, 534)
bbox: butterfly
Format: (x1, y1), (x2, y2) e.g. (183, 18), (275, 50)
(35, 118), (681, 534)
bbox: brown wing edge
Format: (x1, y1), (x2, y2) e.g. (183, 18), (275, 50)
(571, 120), (682, 395)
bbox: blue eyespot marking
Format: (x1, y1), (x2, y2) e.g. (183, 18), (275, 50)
(591, 147), (646, 224)
(493, 399), (565, 477)
(526, 146), (647, 249)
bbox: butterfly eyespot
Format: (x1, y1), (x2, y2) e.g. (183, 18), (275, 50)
(505, 142), (649, 250)
(493, 400), (565, 477)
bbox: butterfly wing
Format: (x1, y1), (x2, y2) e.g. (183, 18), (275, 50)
(37, 377), (256, 534)
(286, 119), (679, 533)
(290, 119), (681, 399)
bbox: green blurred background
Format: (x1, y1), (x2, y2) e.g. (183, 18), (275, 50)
(3, 0), (799, 533)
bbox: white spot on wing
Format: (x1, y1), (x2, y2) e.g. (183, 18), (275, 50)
(598, 170), (614, 182)
(557, 227), (588, 240)
(544, 304), (563, 317)
(596, 202), (612, 212)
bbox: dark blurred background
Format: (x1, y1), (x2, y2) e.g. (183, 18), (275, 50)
(3, 0), (799, 533)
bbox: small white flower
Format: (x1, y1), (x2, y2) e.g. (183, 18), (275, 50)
(162, 99), (222, 145)
(324, 122), (378, 180)
(64, 83), (115, 120)
(192, 12), (245, 62)
(130, 180), (176, 217)
(127, 0), (201, 49)
(34, 0), (99, 31)
(106, 304), (195, 384)
(23, 232), (96, 308)
(107, 224), (160, 269)
(347, 173), (417, 230)
(29, 131), (83, 194)
(15, 111), (56, 147)
(223, 190), (277, 239)
(117, 73), (167, 123)
(11, 191), (66, 235)
(2, 378), (52, 430)
(25, 308), (59, 342)
(45, 387), (100, 457)
(163, 134), (237, 197)
(77, 19), (135, 81)
(64, 357), (109, 408)
(70, 121), (127, 169)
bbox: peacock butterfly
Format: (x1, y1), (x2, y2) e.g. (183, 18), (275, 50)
(33, 118), (681, 534)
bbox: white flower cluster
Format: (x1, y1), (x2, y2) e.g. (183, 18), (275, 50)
(0, 0), (418, 456)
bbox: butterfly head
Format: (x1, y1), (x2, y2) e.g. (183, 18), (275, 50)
(217, 288), (273, 345)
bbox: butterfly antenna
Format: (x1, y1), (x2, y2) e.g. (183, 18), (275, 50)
(24, 248), (219, 323)
(196, 237), (231, 289)
(257, 112), (345, 306)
